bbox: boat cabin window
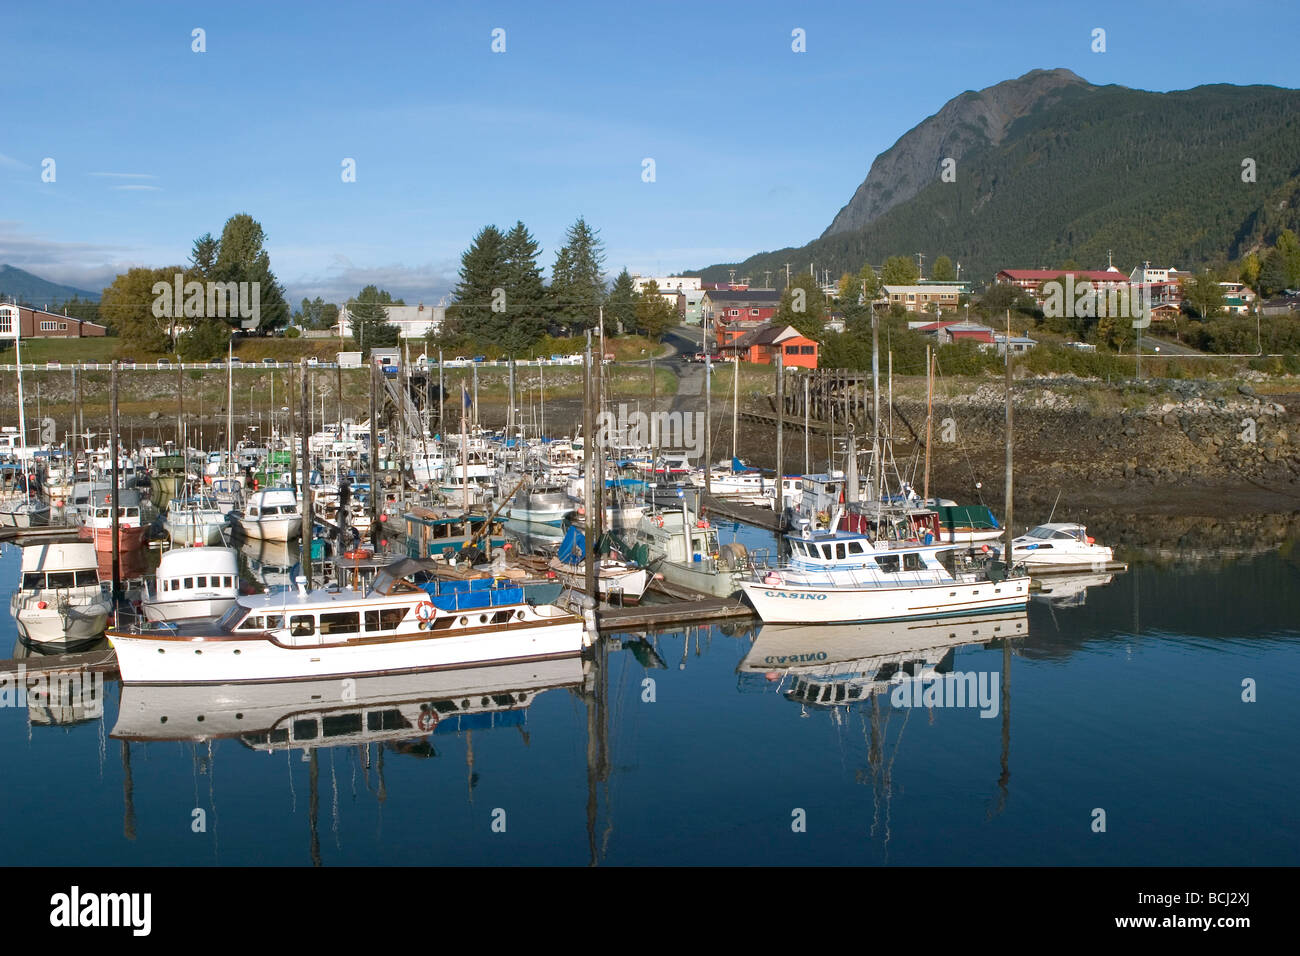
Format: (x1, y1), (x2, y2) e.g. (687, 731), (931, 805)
(223, 576), (234, 588)
(46, 571), (76, 589)
(22, 572), (42, 589)
(820, 544), (834, 560)
(239, 613), (284, 631)
(835, 543), (847, 560)
(847, 541), (865, 555)
(289, 615), (315, 637)
(319, 612), (360, 636)
(903, 553), (926, 571)
(184, 577), (194, 589)
(248, 507), (259, 516)
(365, 607), (408, 631)
(878, 555), (901, 573)
(76, 570), (98, 587)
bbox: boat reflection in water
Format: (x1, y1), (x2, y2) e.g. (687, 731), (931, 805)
(111, 657), (590, 751)
(9, 638), (109, 728)
(237, 536), (297, 592)
(738, 611), (1028, 712)
(1031, 571), (1116, 608)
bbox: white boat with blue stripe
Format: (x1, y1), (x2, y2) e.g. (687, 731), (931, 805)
(741, 513), (1030, 625)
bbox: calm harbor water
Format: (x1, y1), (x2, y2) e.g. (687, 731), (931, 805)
(2, 528), (1297, 867)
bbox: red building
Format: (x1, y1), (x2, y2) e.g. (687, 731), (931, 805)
(721, 323), (818, 369)
(0, 303), (107, 338)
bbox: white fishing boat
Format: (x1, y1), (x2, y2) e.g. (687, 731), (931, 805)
(501, 480), (574, 526)
(630, 507), (751, 598)
(165, 492), (229, 546)
(1008, 522), (1114, 571)
(740, 517), (1030, 625)
(236, 487), (303, 542)
(106, 558), (588, 684)
(0, 495), (51, 528)
(142, 547), (241, 623)
(10, 542), (113, 651)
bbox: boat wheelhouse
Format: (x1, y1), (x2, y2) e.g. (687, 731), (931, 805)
(165, 493), (229, 546)
(142, 547), (241, 623)
(78, 487), (146, 552)
(105, 558), (587, 684)
(10, 542), (113, 650)
(236, 487), (303, 542)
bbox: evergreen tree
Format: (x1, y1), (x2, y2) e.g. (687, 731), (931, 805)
(931, 255), (957, 281)
(448, 224), (510, 342)
(550, 216), (607, 333)
(775, 272), (827, 340)
(196, 214), (290, 333)
(347, 285), (400, 354)
(190, 233), (219, 278)
(604, 268), (639, 335)
(502, 221), (548, 351)
(633, 281), (677, 341)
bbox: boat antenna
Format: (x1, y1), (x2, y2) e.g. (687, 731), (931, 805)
(1045, 488), (1063, 525)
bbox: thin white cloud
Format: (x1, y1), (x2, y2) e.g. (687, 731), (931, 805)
(0, 153), (29, 170)
(90, 172), (157, 179)
(287, 256), (459, 306)
(111, 184), (162, 191)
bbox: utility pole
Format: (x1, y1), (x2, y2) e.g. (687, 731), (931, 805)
(774, 350), (784, 513)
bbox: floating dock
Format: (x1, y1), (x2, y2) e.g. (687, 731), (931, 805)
(701, 494), (782, 531)
(0, 525), (84, 545)
(596, 595), (754, 631)
(0, 647), (119, 682)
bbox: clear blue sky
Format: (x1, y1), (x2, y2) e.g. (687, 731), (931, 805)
(3, 0), (1297, 304)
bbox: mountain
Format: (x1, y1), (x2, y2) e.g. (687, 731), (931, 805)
(823, 68), (1095, 237)
(0, 264), (101, 305)
(693, 70), (1300, 286)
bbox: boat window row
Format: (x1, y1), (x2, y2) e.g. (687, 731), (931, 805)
(248, 504), (296, 516)
(161, 575), (235, 592)
(234, 605), (411, 637)
(93, 507), (140, 519)
(790, 539), (927, 571)
(23, 570), (99, 590)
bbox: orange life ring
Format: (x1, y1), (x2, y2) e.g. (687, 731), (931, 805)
(343, 547), (373, 560)
(655, 516), (664, 528)
(416, 601), (435, 623)
(763, 571), (783, 586)
(418, 709), (438, 732)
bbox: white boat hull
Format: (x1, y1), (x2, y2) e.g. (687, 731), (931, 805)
(237, 514), (302, 542)
(740, 575), (1031, 624)
(107, 609), (585, 684)
(12, 601), (112, 647)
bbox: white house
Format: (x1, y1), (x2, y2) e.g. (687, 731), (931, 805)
(632, 275), (701, 295)
(335, 303), (445, 339)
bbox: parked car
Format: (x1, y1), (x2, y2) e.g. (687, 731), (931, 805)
(472, 355), (486, 363)
(156, 359), (172, 368)
(261, 358), (277, 366)
(228, 356), (241, 365)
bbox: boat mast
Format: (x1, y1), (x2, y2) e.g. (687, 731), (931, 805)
(226, 340), (234, 479)
(923, 345), (933, 505)
(1003, 310), (1015, 570)
(731, 352), (739, 462)
(15, 319), (27, 476)
(871, 302), (881, 511)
